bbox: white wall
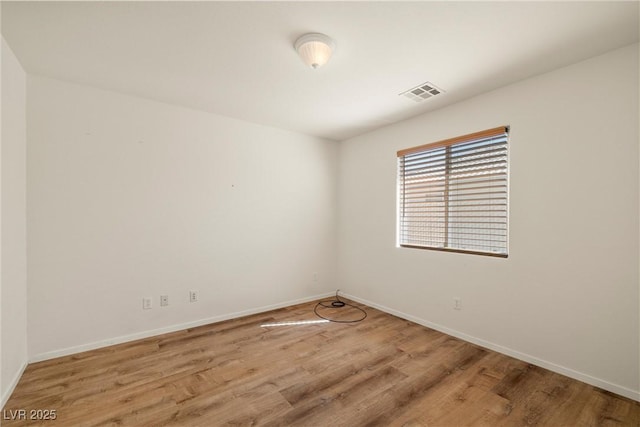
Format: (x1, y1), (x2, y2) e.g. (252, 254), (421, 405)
(338, 44), (639, 399)
(27, 76), (338, 359)
(8, 38), (639, 404)
(1, 37), (28, 406)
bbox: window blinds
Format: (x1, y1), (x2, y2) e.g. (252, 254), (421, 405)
(397, 126), (509, 257)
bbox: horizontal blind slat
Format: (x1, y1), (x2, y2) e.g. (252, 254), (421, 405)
(398, 127), (508, 255)
(402, 144), (507, 169)
(403, 159), (507, 177)
(397, 126), (508, 156)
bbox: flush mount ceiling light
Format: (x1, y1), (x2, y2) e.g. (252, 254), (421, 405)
(294, 33), (336, 69)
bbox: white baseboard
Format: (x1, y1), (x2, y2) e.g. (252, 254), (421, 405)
(29, 292), (334, 364)
(26, 290), (640, 402)
(1, 360), (28, 409)
(342, 292), (640, 402)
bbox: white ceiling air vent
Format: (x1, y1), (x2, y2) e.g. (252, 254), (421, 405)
(400, 82), (444, 102)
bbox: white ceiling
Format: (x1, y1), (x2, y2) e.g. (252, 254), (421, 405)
(2, 1), (638, 141)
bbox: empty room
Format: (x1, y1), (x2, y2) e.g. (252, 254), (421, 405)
(1, 1), (639, 426)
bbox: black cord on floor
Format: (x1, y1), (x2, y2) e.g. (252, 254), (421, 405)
(314, 290), (367, 323)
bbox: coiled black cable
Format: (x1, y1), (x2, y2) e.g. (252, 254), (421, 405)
(314, 290), (367, 323)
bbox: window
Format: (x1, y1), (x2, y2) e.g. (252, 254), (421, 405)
(397, 126), (509, 257)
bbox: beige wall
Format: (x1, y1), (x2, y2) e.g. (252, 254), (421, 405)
(26, 75), (338, 359)
(1, 37), (28, 406)
(338, 44), (639, 399)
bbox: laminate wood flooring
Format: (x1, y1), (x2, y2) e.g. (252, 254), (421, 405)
(3, 299), (639, 426)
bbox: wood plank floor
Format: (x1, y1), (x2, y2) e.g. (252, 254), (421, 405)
(3, 299), (639, 426)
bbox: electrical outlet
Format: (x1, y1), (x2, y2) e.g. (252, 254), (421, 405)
(189, 290), (198, 303)
(160, 295), (169, 307)
(143, 297), (152, 310)
(312, 272), (319, 283)
(453, 297), (462, 310)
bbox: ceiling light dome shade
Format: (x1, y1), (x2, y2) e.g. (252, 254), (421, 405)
(294, 33), (336, 69)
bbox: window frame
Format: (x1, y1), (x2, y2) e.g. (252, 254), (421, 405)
(397, 126), (510, 258)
